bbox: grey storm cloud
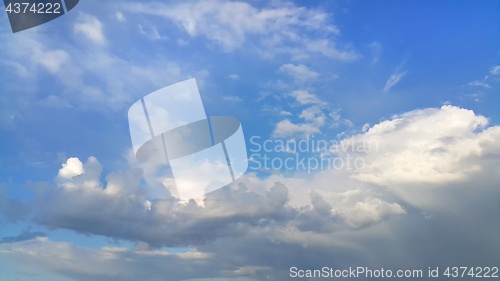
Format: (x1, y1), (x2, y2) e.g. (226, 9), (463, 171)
(19, 157), (401, 248)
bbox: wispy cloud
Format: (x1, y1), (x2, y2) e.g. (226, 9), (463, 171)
(73, 13), (106, 45)
(279, 64), (319, 82)
(124, 0), (358, 60)
(368, 41), (382, 64)
(176, 38), (189, 46)
(138, 24), (165, 40)
(490, 66), (500, 75)
(223, 95), (243, 102)
(383, 70), (407, 92)
(305, 39), (360, 61)
(272, 119), (321, 138)
(468, 80), (492, 88)
(289, 90), (324, 105)
(228, 74), (239, 80)
(115, 12), (125, 22)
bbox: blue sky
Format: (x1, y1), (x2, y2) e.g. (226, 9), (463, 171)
(0, 0), (500, 280)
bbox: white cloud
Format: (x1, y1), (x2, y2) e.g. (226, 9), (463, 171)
(272, 119), (321, 138)
(305, 39), (359, 61)
(124, 0), (358, 60)
(233, 266), (273, 276)
(34, 49), (70, 74)
(57, 157), (84, 179)
(299, 106), (326, 126)
(55, 156), (104, 190)
(3, 37), (70, 75)
(177, 38), (189, 46)
(343, 197), (406, 229)
(123, 1), (289, 50)
(329, 110), (341, 122)
(272, 95), (350, 138)
(383, 70), (407, 92)
(39, 95), (74, 109)
(362, 123), (370, 132)
(74, 13), (106, 45)
(138, 24), (165, 40)
(464, 92), (484, 103)
(228, 74), (239, 80)
(289, 90), (324, 105)
(367, 41), (382, 64)
(3, 61), (31, 78)
(490, 65), (500, 75)
(124, 0), (335, 51)
(342, 119), (354, 127)
(271, 105), (351, 138)
(2, 34), (199, 112)
(223, 95), (243, 102)
(115, 11), (125, 22)
(343, 105), (500, 207)
(468, 80), (492, 88)
(279, 64), (319, 81)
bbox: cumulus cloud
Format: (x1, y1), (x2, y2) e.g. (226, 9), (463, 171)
(343, 197), (406, 229)
(272, 92), (351, 137)
(272, 103), (328, 138)
(74, 13), (106, 45)
(299, 106), (327, 126)
(26, 158), (295, 247)
(338, 105), (500, 208)
(0, 154), (408, 251)
(57, 157), (84, 179)
(279, 64), (319, 82)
